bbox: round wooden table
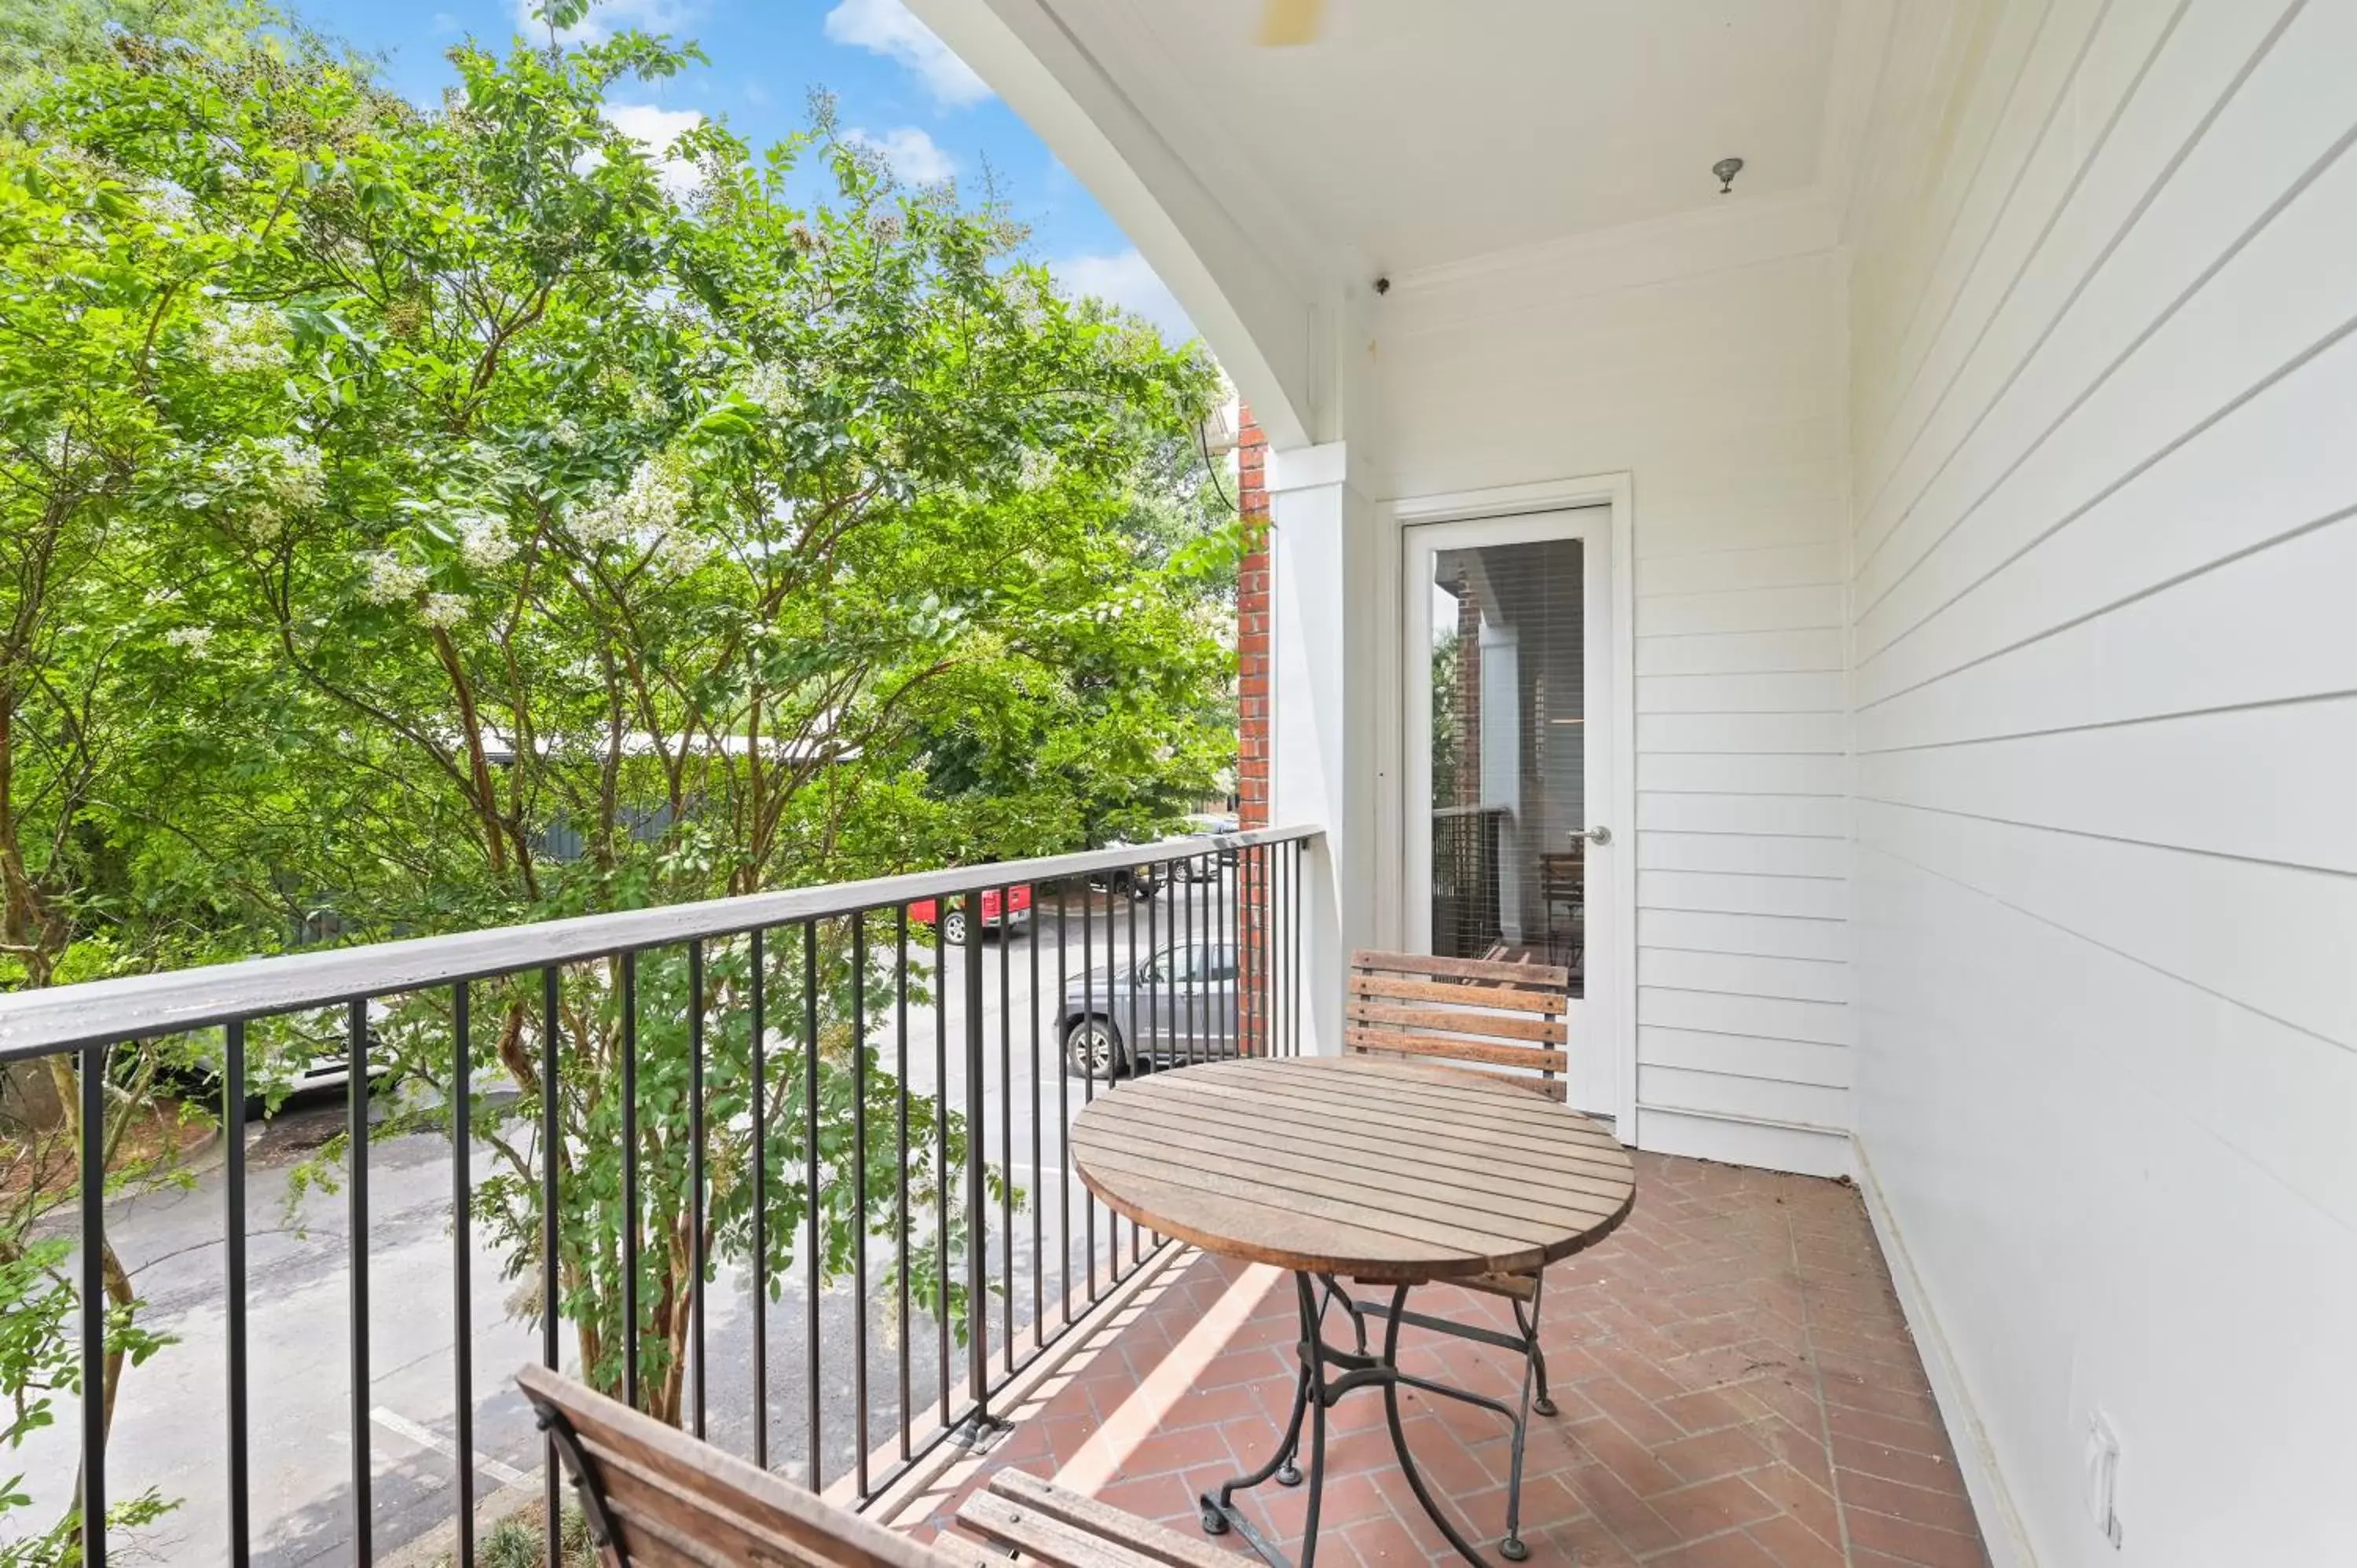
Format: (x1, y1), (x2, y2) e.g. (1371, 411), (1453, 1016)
(1069, 1054), (1636, 1568)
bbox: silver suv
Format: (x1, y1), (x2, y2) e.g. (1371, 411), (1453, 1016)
(1059, 941), (1239, 1078)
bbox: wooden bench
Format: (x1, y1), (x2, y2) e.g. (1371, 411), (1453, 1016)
(954, 1468), (1243, 1568)
(516, 1366), (1214, 1568)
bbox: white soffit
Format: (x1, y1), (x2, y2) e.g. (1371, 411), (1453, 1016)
(1082, 0), (1857, 280)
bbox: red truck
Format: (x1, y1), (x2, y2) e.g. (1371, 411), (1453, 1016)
(907, 884), (1032, 944)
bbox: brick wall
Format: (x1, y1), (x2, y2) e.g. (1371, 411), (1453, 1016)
(1233, 406), (1272, 1053)
(1234, 406), (1270, 830)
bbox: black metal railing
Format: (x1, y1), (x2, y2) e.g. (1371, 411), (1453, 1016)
(1431, 804), (1506, 959)
(0, 825), (1318, 1566)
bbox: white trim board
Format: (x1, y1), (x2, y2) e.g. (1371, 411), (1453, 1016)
(1854, 1138), (2040, 1568)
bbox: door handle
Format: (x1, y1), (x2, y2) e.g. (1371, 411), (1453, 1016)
(1580, 826), (1611, 846)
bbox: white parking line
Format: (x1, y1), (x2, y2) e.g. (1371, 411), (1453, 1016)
(370, 1405), (528, 1486)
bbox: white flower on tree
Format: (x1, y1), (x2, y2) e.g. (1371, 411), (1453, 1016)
(654, 529), (712, 575)
(164, 626), (213, 654)
(257, 435), (324, 513)
(740, 362), (795, 414)
(201, 302), (292, 375)
(359, 551), (427, 604)
(457, 515), (518, 570)
(571, 455), (689, 548)
(419, 592), (467, 628)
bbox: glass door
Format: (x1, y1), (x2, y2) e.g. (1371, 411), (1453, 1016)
(1404, 508), (1615, 1111)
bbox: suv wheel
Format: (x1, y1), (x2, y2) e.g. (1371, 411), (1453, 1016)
(941, 907), (970, 947)
(1063, 1018), (1123, 1080)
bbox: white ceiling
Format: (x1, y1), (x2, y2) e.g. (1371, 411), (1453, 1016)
(1094, 0), (1849, 280)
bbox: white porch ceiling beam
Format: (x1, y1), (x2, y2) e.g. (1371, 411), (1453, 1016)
(907, 0), (1331, 449)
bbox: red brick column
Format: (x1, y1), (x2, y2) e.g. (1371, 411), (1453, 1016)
(1235, 407), (1270, 832)
(1235, 408), (1272, 1053)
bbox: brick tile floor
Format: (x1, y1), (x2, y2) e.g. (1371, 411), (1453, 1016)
(904, 1152), (1988, 1566)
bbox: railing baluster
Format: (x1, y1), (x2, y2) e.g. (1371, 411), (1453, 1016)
(1028, 882), (1042, 1352)
(750, 929), (768, 1471)
(540, 968), (560, 1568)
(1292, 840), (1304, 1056)
(1080, 879), (1095, 1300)
(1292, 844), (1310, 1051)
(688, 940), (707, 1440)
(962, 891), (988, 1423)
(1055, 877), (1071, 1327)
(621, 951), (639, 1409)
(998, 885), (1013, 1363)
(79, 1043), (106, 1568)
(225, 1021), (251, 1566)
(895, 907), (911, 1464)
(346, 998), (372, 1562)
(1124, 882), (1139, 1269)
(1132, 882), (1144, 1266)
(852, 916), (869, 1498)
(933, 910), (949, 1428)
(450, 988), (473, 1563)
(1185, 854), (1197, 1068)
(802, 920), (820, 1486)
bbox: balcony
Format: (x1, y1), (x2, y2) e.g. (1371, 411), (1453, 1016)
(1, 827), (2000, 1568)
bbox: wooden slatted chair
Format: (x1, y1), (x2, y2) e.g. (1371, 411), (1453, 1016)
(1336, 947), (1579, 1562)
(1345, 947), (1572, 1099)
(517, 1366), (1200, 1568)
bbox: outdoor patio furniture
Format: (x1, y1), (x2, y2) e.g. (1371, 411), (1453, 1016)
(956, 1467), (1244, 1568)
(1333, 951), (1581, 1556)
(519, 1363), (1214, 1568)
(518, 1363), (954, 1566)
(1066, 1054), (1634, 1568)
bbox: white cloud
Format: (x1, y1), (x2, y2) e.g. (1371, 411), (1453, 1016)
(512, 0), (698, 46)
(602, 103), (707, 196)
(1052, 248), (1197, 343)
(823, 0), (992, 108)
(843, 126), (955, 185)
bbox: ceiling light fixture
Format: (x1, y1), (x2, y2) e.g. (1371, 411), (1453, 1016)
(1714, 157), (1745, 194)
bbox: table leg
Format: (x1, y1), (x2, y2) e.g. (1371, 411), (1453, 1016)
(1200, 1273), (1325, 1566)
(1199, 1273), (1513, 1568)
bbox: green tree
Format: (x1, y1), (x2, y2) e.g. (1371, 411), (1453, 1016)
(20, 9), (1230, 1452)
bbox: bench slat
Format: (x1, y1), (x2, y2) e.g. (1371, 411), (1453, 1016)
(1352, 949), (1570, 988)
(1344, 1001), (1567, 1043)
(1347, 973), (1566, 1014)
(1344, 1027), (1570, 1073)
(972, 1472), (1240, 1568)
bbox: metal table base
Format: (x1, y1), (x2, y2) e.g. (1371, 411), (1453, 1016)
(1198, 1272), (1538, 1568)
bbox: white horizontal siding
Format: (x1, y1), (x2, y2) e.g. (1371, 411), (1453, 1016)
(1637, 751), (1849, 796)
(1383, 244), (1854, 1172)
(1639, 1026), (1853, 1089)
(1636, 831), (1847, 880)
(1846, 1), (2357, 1560)
(1634, 627), (1844, 676)
(1637, 909), (1847, 963)
(1637, 870), (1848, 921)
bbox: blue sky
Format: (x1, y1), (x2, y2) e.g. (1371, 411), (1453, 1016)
(290, 0), (1196, 340)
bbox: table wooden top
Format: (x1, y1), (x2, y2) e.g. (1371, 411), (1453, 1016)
(1068, 1055), (1636, 1282)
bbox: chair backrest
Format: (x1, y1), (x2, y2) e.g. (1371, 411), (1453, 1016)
(1344, 949), (1571, 1100)
(515, 1365), (951, 1568)
(1538, 850), (1584, 897)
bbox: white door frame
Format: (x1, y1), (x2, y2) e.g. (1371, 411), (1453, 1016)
(1384, 474), (1636, 1135)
